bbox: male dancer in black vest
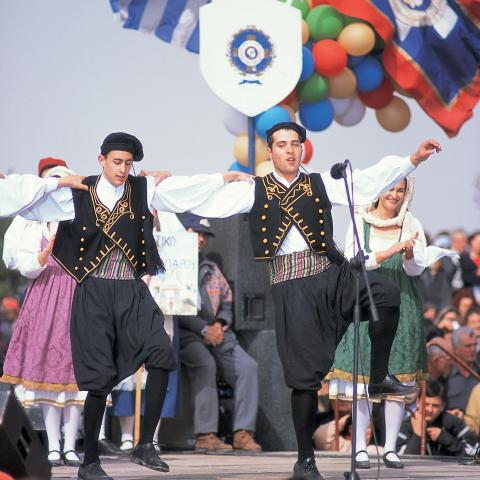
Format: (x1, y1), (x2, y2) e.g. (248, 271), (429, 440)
(21, 132), (252, 480)
(189, 122), (441, 479)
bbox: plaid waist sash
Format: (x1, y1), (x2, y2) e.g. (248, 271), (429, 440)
(268, 250), (332, 285)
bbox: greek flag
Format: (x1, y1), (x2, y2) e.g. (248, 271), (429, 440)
(110, 0), (209, 53)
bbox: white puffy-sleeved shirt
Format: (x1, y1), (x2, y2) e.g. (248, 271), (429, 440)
(191, 155), (416, 256)
(344, 213), (426, 276)
(0, 174), (59, 218)
(19, 173), (226, 221)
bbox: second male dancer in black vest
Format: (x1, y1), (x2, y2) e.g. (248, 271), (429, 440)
(25, 132), (252, 480)
(189, 122), (441, 480)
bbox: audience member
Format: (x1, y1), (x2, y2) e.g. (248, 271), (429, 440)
(451, 229), (468, 291)
(453, 288), (477, 322)
(397, 380), (478, 456)
(427, 341), (452, 388)
(446, 327), (479, 412)
(434, 307), (461, 341)
(177, 214), (261, 453)
(460, 232), (480, 287)
(420, 258), (456, 311)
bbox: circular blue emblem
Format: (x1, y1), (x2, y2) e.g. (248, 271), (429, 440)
(229, 27), (274, 76)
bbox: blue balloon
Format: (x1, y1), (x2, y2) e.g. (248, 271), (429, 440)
(256, 106), (291, 139)
(228, 161), (249, 173)
(299, 99), (333, 132)
(347, 55), (365, 68)
(300, 46), (315, 82)
(353, 56), (384, 92)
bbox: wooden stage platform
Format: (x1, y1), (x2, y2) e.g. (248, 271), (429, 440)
(51, 451), (480, 479)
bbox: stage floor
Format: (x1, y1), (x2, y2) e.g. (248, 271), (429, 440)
(51, 451), (480, 479)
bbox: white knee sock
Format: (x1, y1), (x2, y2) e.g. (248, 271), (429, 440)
(42, 404), (62, 459)
(119, 415), (134, 447)
(355, 398), (372, 462)
(98, 409), (107, 440)
(384, 400), (405, 460)
(63, 404), (82, 458)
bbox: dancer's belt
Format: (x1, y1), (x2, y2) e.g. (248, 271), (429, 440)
(268, 249), (332, 285)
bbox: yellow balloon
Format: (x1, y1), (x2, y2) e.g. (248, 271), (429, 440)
(328, 68), (357, 98)
(233, 135), (268, 167)
(375, 96), (411, 132)
(338, 23), (375, 56)
(255, 160), (274, 177)
(301, 19), (310, 45)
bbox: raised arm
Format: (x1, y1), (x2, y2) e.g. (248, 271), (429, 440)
(321, 139), (441, 206)
(147, 172), (254, 217)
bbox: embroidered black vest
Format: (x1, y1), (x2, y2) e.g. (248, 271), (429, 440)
(249, 172), (344, 264)
(52, 175), (164, 283)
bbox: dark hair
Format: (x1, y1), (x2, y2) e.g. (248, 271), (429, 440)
(468, 231), (480, 244)
(426, 379), (445, 400)
(266, 126), (301, 149)
(465, 305), (480, 322)
(452, 287), (475, 309)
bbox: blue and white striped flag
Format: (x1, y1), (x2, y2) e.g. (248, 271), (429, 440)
(110, 0), (210, 53)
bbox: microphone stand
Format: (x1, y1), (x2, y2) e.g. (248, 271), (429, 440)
(335, 161), (379, 480)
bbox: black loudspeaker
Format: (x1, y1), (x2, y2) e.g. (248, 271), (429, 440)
(203, 215), (297, 450)
(0, 388), (51, 480)
(205, 214), (275, 331)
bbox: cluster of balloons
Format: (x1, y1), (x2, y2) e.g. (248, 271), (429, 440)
(228, 0), (412, 175)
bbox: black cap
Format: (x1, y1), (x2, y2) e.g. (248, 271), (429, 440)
(266, 122), (306, 145)
(178, 213), (215, 237)
(100, 132), (144, 162)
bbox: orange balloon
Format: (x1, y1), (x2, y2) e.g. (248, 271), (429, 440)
(375, 96), (411, 132)
(0, 473), (14, 480)
(327, 68), (357, 98)
(302, 19), (310, 45)
(280, 103), (297, 121)
(338, 23), (375, 56)
(255, 160), (274, 177)
(233, 135), (268, 167)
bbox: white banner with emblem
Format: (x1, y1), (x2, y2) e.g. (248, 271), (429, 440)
(149, 232), (198, 316)
(199, 0), (302, 117)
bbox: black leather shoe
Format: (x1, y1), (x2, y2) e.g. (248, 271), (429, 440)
(98, 438), (123, 455)
(355, 450), (371, 469)
(368, 375), (418, 399)
(77, 460), (113, 480)
(292, 457), (324, 479)
(130, 442), (169, 472)
(62, 450), (82, 467)
(383, 451), (404, 468)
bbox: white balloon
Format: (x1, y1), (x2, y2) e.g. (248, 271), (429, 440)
(330, 97), (356, 118)
(255, 160), (274, 177)
(334, 96), (366, 127)
(223, 106), (249, 136)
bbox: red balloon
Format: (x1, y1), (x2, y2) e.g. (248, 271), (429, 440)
(302, 138), (313, 164)
(282, 90), (297, 105)
(0, 472), (14, 480)
(312, 40), (347, 77)
(358, 78), (394, 109)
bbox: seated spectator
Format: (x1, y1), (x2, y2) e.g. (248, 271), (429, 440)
(446, 327), (479, 412)
(453, 288), (477, 322)
(466, 306), (480, 340)
(465, 383), (480, 438)
(427, 341), (452, 388)
(177, 214), (261, 453)
(397, 380), (478, 456)
(434, 307), (461, 341)
(420, 258), (456, 311)
(460, 232), (480, 288)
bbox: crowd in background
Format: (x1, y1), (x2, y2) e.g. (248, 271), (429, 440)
(1, 225), (480, 459)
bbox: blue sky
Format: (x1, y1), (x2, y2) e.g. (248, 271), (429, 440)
(1, 1), (478, 242)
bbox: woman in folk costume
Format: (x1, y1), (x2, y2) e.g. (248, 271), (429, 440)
(328, 176), (457, 469)
(1, 160), (86, 467)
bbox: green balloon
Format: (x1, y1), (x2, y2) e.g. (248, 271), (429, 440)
(278, 0), (310, 19)
(343, 15), (367, 26)
(296, 74), (328, 103)
(306, 5), (344, 40)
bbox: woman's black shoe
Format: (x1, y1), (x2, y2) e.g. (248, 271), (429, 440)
(355, 450), (371, 469)
(383, 451), (404, 469)
(77, 460), (113, 480)
(368, 375), (418, 399)
(62, 450), (82, 467)
(48, 450), (64, 467)
(130, 442), (169, 472)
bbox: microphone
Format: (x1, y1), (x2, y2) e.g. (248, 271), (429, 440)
(330, 160), (348, 180)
